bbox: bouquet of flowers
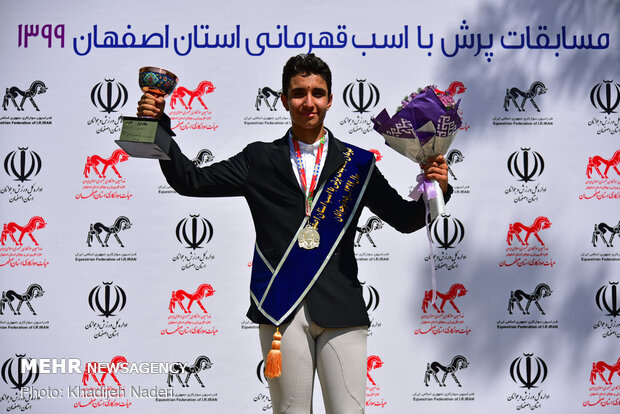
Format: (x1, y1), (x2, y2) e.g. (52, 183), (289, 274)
(372, 85), (462, 219)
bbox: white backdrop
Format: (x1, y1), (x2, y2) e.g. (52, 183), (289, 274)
(1, 0), (619, 412)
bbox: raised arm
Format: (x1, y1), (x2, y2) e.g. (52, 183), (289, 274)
(363, 156), (451, 233)
(159, 140), (250, 197)
(136, 91), (250, 197)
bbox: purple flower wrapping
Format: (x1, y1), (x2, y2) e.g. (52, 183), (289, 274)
(372, 89), (462, 163)
(371, 88), (463, 296)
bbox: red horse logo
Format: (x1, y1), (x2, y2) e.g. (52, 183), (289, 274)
(587, 150), (620, 178)
(170, 81), (216, 110)
(422, 283), (468, 314)
(439, 81), (467, 96)
(507, 216), (551, 246)
(590, 357), (620, 385)
(169, 284), (215, 313)
(1, 216), (46, 246)
(83, 149), (129, 178)
(82, 355), (128, 387)
(367, 355), (384, 386)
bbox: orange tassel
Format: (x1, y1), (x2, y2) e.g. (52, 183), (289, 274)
(264, 329), (282, 379)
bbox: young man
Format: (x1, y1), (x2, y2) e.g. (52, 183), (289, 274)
(137, 54), (450, 414)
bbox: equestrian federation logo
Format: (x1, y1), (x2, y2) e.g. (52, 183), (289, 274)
(1, 354), (39, 390)
(255, 87), (282, 111)
(88, 282), (127, 318)
(158, 149), (215, 195)
(355, 216), (383, 247)
(0, 284), (44, 315)
(424, 355), (469, 387)
(78, 216), (136, 263)
(590, 80), (620, 114)
(592, 220), (620, 247)
(86, 216), (132, 248)
(167, 356), (213, 388)
(508, 283), (552, 315)
(446, 149), (465, 181)
(192, 149), (215, 167)
(4, 148), (42, 182)
(504, 81), (547, 112)
(3, 81), (47, 111)
(443, 148), (470, 195)
(498, 283), (557, 330)
(244, 82), (287, 127)
(90, 79), (128, 113)
(354, 215), (390, 262)
(162, 355), (218, 402)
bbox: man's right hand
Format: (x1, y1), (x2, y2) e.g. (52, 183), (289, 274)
(137, 92), (165, 119)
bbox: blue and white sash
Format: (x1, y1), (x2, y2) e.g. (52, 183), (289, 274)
(250, 144), (376, 325)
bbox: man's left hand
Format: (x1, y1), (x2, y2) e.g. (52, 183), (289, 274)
(421, 155), (449, 194)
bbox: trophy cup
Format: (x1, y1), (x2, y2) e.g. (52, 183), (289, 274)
(114, 67), (179, 160)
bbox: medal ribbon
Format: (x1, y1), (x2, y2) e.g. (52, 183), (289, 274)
(293, 134), (326, 218)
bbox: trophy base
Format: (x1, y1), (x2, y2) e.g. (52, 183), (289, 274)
(115, 116), (171, 160)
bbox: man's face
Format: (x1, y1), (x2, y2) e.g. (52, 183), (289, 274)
(281, 73), (333, 135)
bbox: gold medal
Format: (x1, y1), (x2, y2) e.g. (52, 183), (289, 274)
(298, 224), (320, 249)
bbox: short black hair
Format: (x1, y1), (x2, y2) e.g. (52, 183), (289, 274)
(281, 54), (332, 97)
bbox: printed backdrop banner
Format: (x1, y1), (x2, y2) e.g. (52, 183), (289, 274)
(1, 0), (619, 412)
